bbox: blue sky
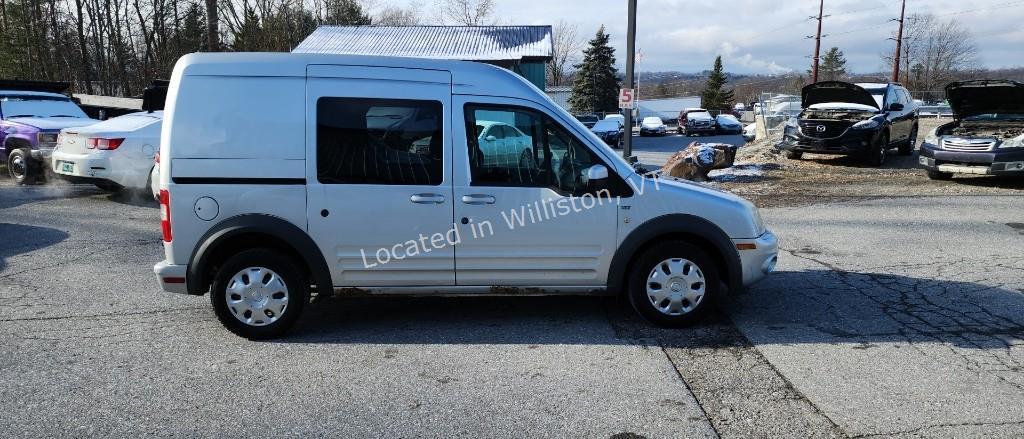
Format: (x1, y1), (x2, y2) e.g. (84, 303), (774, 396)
(375, 0), (1024, 73)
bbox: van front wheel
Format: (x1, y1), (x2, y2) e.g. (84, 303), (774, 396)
(210, 248), (307, 339)
(627, 241), (720, 327)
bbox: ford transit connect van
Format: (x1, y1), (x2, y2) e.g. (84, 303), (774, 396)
(153, 53), (778, 339)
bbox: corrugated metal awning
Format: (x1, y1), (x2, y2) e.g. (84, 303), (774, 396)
(294, 25), (553, 62)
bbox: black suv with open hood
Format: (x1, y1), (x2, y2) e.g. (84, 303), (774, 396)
(918, 80), (1024, 179)
(778, 81), (919, 166)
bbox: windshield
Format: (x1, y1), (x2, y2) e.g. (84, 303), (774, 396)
(642, 117), (661, 124)
(1, 96), (88, 118)
(689, 111), (712, 119)
(718, 115), (738, 122)
(592, 120), (620, 131)
(963, 113), (1024, 121)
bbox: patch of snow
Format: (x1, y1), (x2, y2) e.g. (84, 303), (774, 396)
(708, 162), (765, 182)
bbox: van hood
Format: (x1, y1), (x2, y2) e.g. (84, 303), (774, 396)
(7, 116), (97, 130)
(945, 80), (1024, 119)
(802, 81), (879, 110)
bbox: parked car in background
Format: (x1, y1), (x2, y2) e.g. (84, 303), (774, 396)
(153, 53), (777, 338)
(575, 114), (599, 128)
(716, 114), (744, 135)
(678, 108), (716, 136)
(919, 80), (1024, 180)
(475, 120), (535, 167)
(52, 111), (162, 192)
(639, 116), (667, 136)
(591, 119), (624, 148)
(778, 81), (919, 166)
(604, 113), (625, 126)
(0, 81), (97, 184)
(742, 123), (757, 142)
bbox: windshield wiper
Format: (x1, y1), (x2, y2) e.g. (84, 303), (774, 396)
(50, 114), (81, 118)
(6, 114), (36, 118)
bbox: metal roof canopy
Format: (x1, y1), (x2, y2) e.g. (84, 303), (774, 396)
(294, 26), (553, 62)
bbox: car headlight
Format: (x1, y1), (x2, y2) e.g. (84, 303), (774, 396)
(924, 127), (939, 144)
(999, 135), (1024, 149)
(37, 132), (59, 144)
(851, 118), (881, 130)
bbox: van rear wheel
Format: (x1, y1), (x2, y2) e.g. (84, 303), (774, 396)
(211, 248), (307, 339)
(627, 241), (720, 327)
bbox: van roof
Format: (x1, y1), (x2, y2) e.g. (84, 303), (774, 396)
(174, 52), (547, 103)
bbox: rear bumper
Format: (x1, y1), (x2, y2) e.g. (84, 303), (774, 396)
(153, 260), (189, 294)
(734, 230), (779, 287)
(51, 150), (148, 188)
(919, 142), (1024, 175)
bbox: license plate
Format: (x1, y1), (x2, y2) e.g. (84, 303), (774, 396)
(60, 161), (74, 173)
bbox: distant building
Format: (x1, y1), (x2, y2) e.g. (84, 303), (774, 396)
(546, 85), (572, 110)
(294, 25), (553, 90)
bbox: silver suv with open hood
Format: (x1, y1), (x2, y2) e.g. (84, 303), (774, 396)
(919, 80), (1024, 179)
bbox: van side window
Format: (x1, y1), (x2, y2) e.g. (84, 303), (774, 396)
(317, 97), (442, 185)
(465, 104), (628, 196)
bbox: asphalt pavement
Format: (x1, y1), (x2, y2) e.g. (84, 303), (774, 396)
(1, 163), (1022, 437)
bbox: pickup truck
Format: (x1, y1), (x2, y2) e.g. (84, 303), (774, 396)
(1, 80), (97, 184)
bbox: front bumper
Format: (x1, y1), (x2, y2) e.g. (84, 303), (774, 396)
(29, 146), (54, 161)
(683, 125), (716, 134)
(154, 260), (189, 294)
(778, 129), (876, 155)
(919, 142), (1024, 175)
(640, 127), (666, 135)
(734, 230), (779, 287)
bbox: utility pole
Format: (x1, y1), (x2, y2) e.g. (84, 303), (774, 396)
(891, 0), (906, 82)
(622, 0), (637, 159)
(810, 0), (824, 83)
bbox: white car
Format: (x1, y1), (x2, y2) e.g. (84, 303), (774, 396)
(742, 123), (757, 142)
(153, 53), (777, 339)
(639, 117), (667, 136)
(474, 120), (535, 167)
(52, 111), (162, 192)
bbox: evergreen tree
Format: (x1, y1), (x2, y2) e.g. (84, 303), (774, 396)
(568, 26), (620, 114)
(819, 47), (848, 81)
(700, 56), (735, 112)
(324, 0), (373, 25)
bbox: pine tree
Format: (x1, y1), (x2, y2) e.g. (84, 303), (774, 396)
(819, 47), (848, 81)
(568, 26), (620, 114)
(324, 0), (373, 25)
(700, 56), (735, 112)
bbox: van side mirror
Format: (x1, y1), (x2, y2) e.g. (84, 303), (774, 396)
(584, 164), (609, 183)
(484, 135), (497, 142)
(888, 103), (904, 112)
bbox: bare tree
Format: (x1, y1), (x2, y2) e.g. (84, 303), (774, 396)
(882, 13), (978, 92)
(547, 19), (580, 86)
(434, 0), (493, 26)
(374, 1), (422, 25)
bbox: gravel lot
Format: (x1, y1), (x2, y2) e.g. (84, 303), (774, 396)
(2, 130), (1023, 438)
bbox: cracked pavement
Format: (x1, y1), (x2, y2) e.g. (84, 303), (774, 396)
(2, 175), (1023, 437)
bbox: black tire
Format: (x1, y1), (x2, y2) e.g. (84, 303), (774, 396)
(926, 170), (953, 180)
(898, 125), (918, 155)
(627, 241), (720, 328)
(210, 248), (308, 339)
(785, 150), (803, 160)
(6, 147), (36, 185)
(94, 181), (123, 192)
(864, 132), (888, 167)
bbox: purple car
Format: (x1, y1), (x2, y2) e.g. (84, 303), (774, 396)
(1, 81), (97, 184)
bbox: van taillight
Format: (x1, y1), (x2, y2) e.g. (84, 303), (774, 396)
(160, 189), (172, 242)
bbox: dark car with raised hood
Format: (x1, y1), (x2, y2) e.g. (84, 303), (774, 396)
(778, 81), (918, 166)
(919, 80), (1024, 179)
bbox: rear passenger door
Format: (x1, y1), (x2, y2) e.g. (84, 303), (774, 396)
(305, 65), (455, 287)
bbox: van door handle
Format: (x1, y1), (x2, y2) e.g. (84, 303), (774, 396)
(461, 194), (496, 205)
(410, 193), (445, 204)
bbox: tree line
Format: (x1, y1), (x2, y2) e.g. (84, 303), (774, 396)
(0, 0), (495, 97)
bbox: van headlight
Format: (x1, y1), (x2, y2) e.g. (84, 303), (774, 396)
(924, 127), (939, 145)
(851, 118), (881, 130)
(999, 135), (1024, 149)
(747, 204), (766, 236)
